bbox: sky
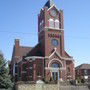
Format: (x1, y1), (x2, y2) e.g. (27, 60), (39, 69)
(0, 0), (90, 67)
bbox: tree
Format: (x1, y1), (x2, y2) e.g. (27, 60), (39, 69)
(0, 51), (12, 89)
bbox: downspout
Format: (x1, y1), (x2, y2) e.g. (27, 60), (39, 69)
(43, 58), (45, 80)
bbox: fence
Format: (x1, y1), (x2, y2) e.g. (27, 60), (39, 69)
(0, 88), (13, 90)
(15, 83), (90, 90)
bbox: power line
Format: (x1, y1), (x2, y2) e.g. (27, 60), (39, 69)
(0, 30), (90, 40)
(0, 30), (37, 35)
(65, 36), (90, 40)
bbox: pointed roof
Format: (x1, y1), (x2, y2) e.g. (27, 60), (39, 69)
(44, 0), (54, 9)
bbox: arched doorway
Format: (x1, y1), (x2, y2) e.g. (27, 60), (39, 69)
(51, 63), (59, 81)
(48, 59), (63, 81)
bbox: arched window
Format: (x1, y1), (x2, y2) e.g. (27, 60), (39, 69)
(51, 63), (59, 68)
(67, 67), (70, 72)
(67, 67), (70, 76)
(40, 20), (44, 31)
(37, 67), (41, 76)
(55, 19), (59, 29)
(49, 19), (54, 28)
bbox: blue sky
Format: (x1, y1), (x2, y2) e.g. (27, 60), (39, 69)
(0, 0), (90, 67)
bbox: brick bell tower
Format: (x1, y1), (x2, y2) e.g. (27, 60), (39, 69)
(38, 0), (75, 81)
(38, 0), (64, 56)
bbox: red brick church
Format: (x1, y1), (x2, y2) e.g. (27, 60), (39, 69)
(9, 0), (75, 82)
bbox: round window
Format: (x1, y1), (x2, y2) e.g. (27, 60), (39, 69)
(51, 39), (58, 47)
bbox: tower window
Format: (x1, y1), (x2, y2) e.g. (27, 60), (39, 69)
(49, 19), (54, 28)
(49, 19), (59, 29)
(51, 39), (58, 47)
(55, 20), (59, 29)
(40, 20), (44, 31)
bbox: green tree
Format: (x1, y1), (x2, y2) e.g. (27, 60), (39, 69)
(0, 51), (12, 89)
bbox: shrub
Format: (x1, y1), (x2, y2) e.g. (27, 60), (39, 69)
(50, 77), (54, 82)
(44, 78), (50, 84)
(81, 78), (86, 84)
(70, 80), (76, 85)
(76, 77), (81, 84)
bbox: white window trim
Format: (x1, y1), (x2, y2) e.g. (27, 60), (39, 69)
(55, 19), (59, 29)
(49, 18), (54, 28)
(55, 19), (59, 22)
(49, 18), (54, 21)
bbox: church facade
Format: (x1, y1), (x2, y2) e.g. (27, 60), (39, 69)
(9, 0), (75, 82)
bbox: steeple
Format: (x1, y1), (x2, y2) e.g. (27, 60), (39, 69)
(44, 0), (54, 9)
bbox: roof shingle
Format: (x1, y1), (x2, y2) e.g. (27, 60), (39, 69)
(19, 46), (33, 57)
(76, 64), (90, 70)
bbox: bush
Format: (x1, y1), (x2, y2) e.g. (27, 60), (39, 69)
(70, 80), (76, 85)
(44, 78), (50, 84)
(76, 77), (81, 84)
(81, 78), (86, 84)
(50, 77), (54, 82)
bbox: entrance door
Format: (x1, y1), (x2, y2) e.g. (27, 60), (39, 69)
(52, 72), (58, 81)
(51, 63), (59, 81)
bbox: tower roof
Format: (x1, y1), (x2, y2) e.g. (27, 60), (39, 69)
(44, 0), (54, 9)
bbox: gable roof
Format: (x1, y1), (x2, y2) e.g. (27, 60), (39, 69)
(48, 48), (73, 61)
(26, 43), (44, 57)
(76, 64), (90, 70)
(64, 51), (71, 58)
(11, 45), (33, 64)
(19, 46), (33, 57)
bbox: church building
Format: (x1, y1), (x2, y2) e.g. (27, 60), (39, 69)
(9, 0), (75, 82)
